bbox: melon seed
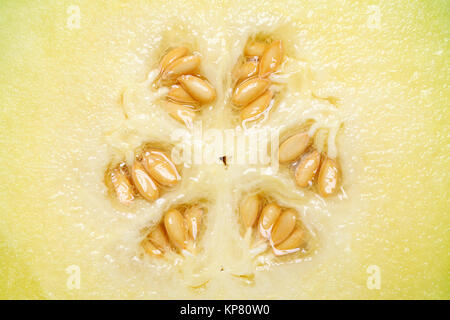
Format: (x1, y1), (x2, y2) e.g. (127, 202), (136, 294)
(159, 46), (189, 74)
(142, 150), (180, 187)
(244, 41), (267, 57)
(109, 164), (134, 205)
(131, 161), (160, 202)
(278, 132), (312, 163)
(240, 89), (273, 122)
(259, 40), (284, 77)
(178, 75), (216, 104)
(317, 157), (340, 197)
(167, 84), (198, 105)
(240, 194), (261, 228)
(161, 55), (201, 80)
(231, 77), (271, 107)
(294, 150), (321, 188)
(259, 203), (282, 236)
(142, 239), (163, 257)
(164, 209), (187, 250)
(164, 101), (196, 126)
(233, 60), (259, 84)
(275, 226), (304, 251)
(148, 224), (170, 250)
(271, 208), (297, 245)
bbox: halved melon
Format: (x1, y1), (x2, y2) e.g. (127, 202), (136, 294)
(0, 0), (448, 299)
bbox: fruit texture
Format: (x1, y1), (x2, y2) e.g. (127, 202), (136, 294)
(0, 0), (448, 299)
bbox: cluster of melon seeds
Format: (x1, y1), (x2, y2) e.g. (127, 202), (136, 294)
(142, 204), (204, 257)
(105, 148), (181, 205)
(278, 132), (341, 197)
(239, 194), (307, 256)
(231, 39), (284, 123)
(155, 46), (216, 127)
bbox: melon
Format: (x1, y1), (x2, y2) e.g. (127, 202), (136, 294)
(0, 0), (448, 299)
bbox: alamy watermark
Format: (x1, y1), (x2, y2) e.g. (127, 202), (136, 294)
(66, 265), (81, 290)
(67, 5), (81, 30)
(366, 265), (381, 290)
(367, 5), (381, 30)
(170, 121), (280, 173)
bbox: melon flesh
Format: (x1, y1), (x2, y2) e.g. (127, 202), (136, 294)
(0, 0), (448, 299)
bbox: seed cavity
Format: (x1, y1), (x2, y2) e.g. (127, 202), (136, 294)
(278, 130), (341, 197)
(230, 38), (284, 124)
(142, 203), (206, 258)
(238, 194), (309, 257)
(155, 45), (216, 127)
(106, 146), (182, 205)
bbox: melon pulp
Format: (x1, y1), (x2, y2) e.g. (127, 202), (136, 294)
(0, 0), (448, 299)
